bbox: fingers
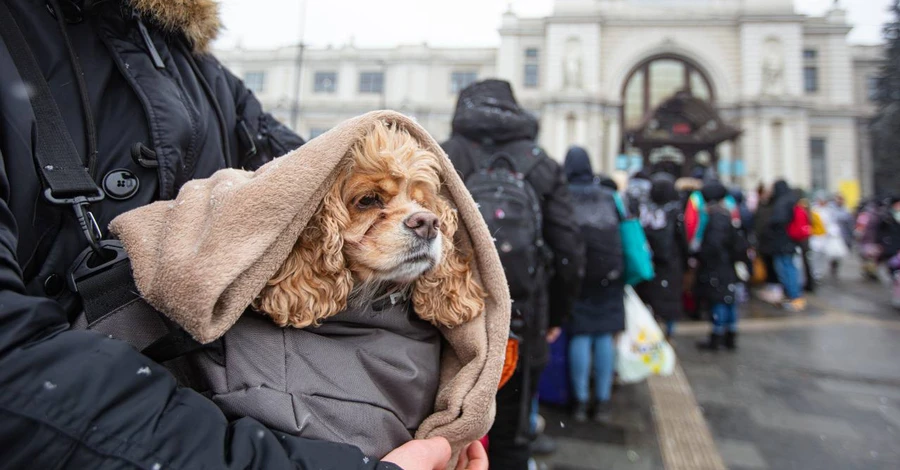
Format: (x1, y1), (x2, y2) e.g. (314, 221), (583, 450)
(464, 440), (489, 470)
(382, 437), (452, 470)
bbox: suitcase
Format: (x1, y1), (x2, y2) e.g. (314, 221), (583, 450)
(537, 330), (570, 406)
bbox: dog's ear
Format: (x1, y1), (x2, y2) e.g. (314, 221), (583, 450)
(254, 183), (353, 328)
(412, 197), (486, 328)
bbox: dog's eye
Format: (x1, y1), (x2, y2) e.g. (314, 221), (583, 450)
(356, 194), (382, 210)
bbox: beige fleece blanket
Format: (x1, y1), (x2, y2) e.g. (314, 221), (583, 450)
(108, 110), (510, 452)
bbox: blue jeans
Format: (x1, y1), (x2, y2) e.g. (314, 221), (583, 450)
(711, 303), (738, 335)
(664, 320), (676, 338)
(773, 254), (801, 300)
(568, 333), (615, 404)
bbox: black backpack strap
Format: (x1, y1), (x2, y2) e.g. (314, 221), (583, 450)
(0, 1), (105, 255)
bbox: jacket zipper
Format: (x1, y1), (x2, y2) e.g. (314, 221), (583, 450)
(132, 11), (165, 69)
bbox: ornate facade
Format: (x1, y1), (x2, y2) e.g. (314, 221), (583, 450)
(215, 0), (882, 193)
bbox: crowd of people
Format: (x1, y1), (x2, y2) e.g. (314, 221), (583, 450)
(2, 2), (899, 469)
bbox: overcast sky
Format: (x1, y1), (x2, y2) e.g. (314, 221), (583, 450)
(214, 0), (891, 50)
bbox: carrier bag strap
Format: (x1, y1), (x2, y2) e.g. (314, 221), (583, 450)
(0, 0), (105, 255)
(70, 240), (207, 363)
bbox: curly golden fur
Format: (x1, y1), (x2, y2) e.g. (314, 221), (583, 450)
(255, 121), (485, 329)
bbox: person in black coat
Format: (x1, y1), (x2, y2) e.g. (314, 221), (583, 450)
(637, 176), (688, 338)
(563, 147), (624, 423)
(767, 180), (805, 310)
(876, 196), (900, 309)
(442, 79), (585, 469)
(0, 1), (453, 468)
(695, 181), (743, 351)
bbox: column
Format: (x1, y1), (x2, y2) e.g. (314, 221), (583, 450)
(781, 120), (795, 187)
(606, 117), (620, 174)
(555, 111), (569, 162)
(759, 117), (772, 185)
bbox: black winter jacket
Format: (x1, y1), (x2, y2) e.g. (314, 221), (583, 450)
(0, 1), (392, 468)
(563, 147), (624, 336)
(696, 204), (741, 305)
(442, 80), (585, 366)
(765, 180), (799, 256)
(636, 178), (688, 321)
(876, 208), (900, 263)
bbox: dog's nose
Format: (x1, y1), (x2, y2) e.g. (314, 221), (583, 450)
(405, 212), (440, 240)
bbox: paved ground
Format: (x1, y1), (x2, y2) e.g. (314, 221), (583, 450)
(534, 259), (900, 470)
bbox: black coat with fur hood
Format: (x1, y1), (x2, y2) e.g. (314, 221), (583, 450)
(442, 80), (585, 367)
(0, 1), (396, 469)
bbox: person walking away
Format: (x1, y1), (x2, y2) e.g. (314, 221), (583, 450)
(730, 188), (754, 234)
(767, 180), (806, 311)
(833, 194), (855, 253)
(695, 181), (748, 350)
(876, 196), (900, 310)
(793, 191), (816, 293)
(637, 175), (688, 338)
(810, 195), (849, 279)
(676, 177), (704, 318)
(753, 184), (785, 304)
(442, 79), (585, 469)
(562, 147), (625, 424)
(625, 170), (653, 217)
(857, 198), (884, 281)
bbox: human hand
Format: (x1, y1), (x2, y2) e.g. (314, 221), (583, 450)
(546, 327), (562, 343)
(454, 440), (489, 470)
(382, 437), (451, 470)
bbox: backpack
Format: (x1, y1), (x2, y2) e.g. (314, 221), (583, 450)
(464, 145), (545, 330)
(642, 204), (678, 268)
(810, 210), (827, 236)
(787, 204), (812, 242)
(571, 184), (624, 286)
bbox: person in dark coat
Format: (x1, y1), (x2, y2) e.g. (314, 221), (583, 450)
(752, 186), (784, 301)
(876, 196), (900, 309)
(637, 176), (688, 338)
(730, 187), (754, 233)
(767, 180), (805, 310)
(563, 147), (624, 423)
(442, 80), (585, 469)
(0, 1), (451, 468)
(695, 181), (743, 351)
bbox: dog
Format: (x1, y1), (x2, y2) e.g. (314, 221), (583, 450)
(255, 120), (486, 330)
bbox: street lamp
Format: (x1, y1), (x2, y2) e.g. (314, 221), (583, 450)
(376, 59), (387, 110)
(289, 0), (308, 131)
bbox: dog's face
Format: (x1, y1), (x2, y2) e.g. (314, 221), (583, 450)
(339, 138), (444, 283)
(255, 121), (485, 330)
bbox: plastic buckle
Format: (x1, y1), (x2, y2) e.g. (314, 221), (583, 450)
(67, 240), (129, 293)
(44, 188), (105, 257)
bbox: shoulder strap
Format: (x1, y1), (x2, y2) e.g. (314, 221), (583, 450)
(613, 192), (627, 220)
(0, 1), (105, 254)
(0, 2), (100, 200)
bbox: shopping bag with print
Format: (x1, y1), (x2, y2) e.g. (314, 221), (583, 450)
(616, 286), (676, 383)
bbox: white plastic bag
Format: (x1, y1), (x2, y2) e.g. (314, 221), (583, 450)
(616, 286), (676, 383)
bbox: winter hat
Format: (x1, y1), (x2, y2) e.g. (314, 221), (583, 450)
(650, 178), (679, 205)
(564, 146), (594, 184)
(701, 180), (728, 203)
(773, 180), (791, 199)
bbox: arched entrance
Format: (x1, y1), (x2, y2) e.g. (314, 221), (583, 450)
(619, 55), (740, 177)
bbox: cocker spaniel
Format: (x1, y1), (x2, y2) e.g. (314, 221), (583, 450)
(255, 121), (486, 329)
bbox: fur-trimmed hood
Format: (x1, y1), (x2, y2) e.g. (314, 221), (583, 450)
(129, 0), (220, 52)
